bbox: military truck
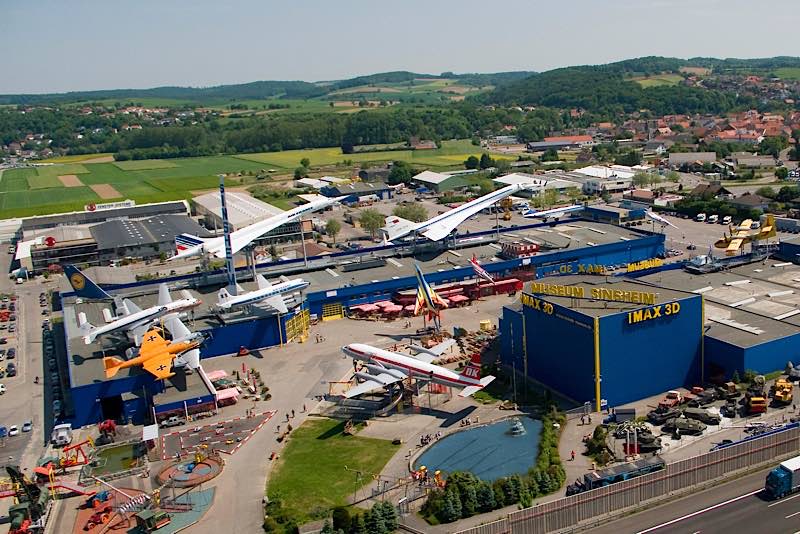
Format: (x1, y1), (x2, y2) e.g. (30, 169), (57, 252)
(683, 407), (722, 425)
(663, 416), (706, 436)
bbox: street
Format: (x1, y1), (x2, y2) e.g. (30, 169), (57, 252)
(586, 467), (800, 534)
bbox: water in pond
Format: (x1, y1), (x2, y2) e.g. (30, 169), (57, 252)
(414, 417), (543, 481)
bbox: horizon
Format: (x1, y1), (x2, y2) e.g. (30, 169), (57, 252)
(1, 0), (798, 94)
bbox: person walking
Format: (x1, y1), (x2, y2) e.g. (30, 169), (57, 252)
(571, 450), (575, 461)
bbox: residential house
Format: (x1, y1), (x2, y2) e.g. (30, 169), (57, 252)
(729, 193), (770, 213)
(320, 181), (393, 204)
(644, 139), (674, 155)
(623, 189), (657, 204)
(668, 152), (717, 167)
(688, 183), (733, 200)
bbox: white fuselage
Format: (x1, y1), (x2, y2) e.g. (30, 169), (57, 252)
(218, 279), (309, 309)
(85, 298), (199, 343)
(390, 183), (526, 242)
(523, 204), (584, 220)
(342, 343), (480, 389)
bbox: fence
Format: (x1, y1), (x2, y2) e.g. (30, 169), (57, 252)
(454, 425), (800, 534)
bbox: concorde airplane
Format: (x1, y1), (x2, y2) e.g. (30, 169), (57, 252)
(381, 183), (532, 243)
(644, 210), (678, 229)
(341, 342), (495, 399)
(522, 204), (585, 222)
(172, 195), (348, 260)
(68, 267), (201, 345)
(216, 274), (309, 314)
(103, 328), (201, 380)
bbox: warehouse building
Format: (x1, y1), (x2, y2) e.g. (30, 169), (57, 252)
(500, 276), (703, 410)
(192, 191), (284, 231)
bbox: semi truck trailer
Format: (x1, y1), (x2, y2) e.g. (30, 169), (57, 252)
(765, 456), (800, 499)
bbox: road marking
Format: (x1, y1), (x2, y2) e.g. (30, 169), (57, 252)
(787, 511), (800, 519)
(769, 493), (800, 507)
(635, 489), (762, 533)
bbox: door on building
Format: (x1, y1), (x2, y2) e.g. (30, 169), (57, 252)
(99, 395), (124, 422)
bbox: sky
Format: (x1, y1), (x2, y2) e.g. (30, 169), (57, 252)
(1, 0), (799, 94)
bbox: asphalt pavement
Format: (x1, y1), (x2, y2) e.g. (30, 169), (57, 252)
(586, 467), (800, 534)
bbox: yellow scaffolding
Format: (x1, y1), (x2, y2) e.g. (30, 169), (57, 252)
(321, 303), (344, 322)
(285, 309), (311, 343)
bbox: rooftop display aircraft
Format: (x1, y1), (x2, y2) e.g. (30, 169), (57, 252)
(173, 195), (347, 260)
(103, 328), (200, 380)
(71, 269), (201, 345)
(341, 343), (495, 398)
(469, 255), (496, 284)
(217, 274), (309, 314)
(714, 214), (776, 255)
(521, 204), (584, 222)
(381, 183), (531, 243)
(644, 210), (678, 229)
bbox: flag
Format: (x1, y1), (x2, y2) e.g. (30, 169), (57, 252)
(470, 255), (495, 285)
(413, 264), (448, 318)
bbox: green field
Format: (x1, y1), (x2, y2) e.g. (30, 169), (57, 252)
(236, 139), (512, 169)
(113, 159), (178, 171)
(632, 74), (684, 88)
(775, 67), (800, 80)
(267, 418), (400, 524)
(39, 153), (114, 163)
(0, 140), (511, 218)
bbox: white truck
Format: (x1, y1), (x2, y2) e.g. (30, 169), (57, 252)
(50, 423), (73, 446)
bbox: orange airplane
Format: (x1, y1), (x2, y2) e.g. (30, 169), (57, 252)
(103, 328), (201, 380)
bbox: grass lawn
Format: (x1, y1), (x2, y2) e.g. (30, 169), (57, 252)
(25, 174), (63, 189)
(0, 168), (35, 192)
(267, 418), (400, 523)
(776, 67), (800, 81)
(35, 163), (90, 177)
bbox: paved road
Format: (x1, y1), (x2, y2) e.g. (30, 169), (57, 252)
(586, 467), (800, 534)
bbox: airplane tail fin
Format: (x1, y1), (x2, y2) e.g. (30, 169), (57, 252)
(256, 274), (273, 291)
(171, 234), (207, 260)
(381, 216), (415, 242)
(217, 287), (232, 307)
(64, 265), (112, 300)
(77, 312), (96, 343)
(103, 357), (126, 378)
(459, 353), (483, 381)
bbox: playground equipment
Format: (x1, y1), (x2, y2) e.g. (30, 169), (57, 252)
(83, 505), (112, 531)
(85, 491), (111, 509)
(60, 438), (94, 468)
(97, 420), (117, 445)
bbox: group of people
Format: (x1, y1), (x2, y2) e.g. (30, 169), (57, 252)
(579, 414), (593, 425)
(275, 405), (306, 434)
(460, 416), (479, 427)
(419, 432), (442, 446)
(313, 333), (326, 343)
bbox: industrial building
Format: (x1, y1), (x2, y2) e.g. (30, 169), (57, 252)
(55, 218), (665, 428)
(320, 181), (393, 203)
(16, 214), (211, 271)
(192, 191), (284, 231)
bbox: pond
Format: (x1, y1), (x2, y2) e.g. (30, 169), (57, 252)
(414, 416), (543, 481)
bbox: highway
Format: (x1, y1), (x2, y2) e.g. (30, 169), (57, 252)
(587, 468), (800, 534)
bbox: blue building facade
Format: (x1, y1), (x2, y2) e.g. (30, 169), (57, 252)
(500, 280), (703, 409)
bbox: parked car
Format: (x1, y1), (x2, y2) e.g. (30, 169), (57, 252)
(0, 427), (7, 438)
(21, 421), (32, 433)
(6, 364), (16, 377)
(160, 416), (185, 428)
(8, 425), (19, 437)
(0, 384), (6, 395)
(7, 348), (15, 359)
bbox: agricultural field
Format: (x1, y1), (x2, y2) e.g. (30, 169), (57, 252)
(775, 67), (800, 81)
(38, 153), (114, 163)
(631, 73), (684, 87)
(236, 139), (513, 169)
(0, 140), (513, 218)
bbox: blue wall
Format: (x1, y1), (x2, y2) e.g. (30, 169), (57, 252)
(199, 312), (292, 357)
(499, 306), (524, 370)
(777, 240), (800, 262)
(521, 300), (596, 404)
(705, 331), (800, 378)
(599, 296), (702, 407)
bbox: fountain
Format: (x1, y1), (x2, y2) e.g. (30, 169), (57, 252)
(507, 417), (527, 436)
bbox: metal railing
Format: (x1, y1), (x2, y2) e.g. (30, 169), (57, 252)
(453, 425), (800, 534)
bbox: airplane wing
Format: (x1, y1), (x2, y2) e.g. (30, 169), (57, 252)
(131, 325), (150, 346)
(419, 204), (490, 241)
(174, 348), (200, 369)
(122, 299), (142, 315)
(140, 329), (168, 352)
(344, 373), (404, 399)
(408, 338), (457, 363)
(157, 284), (172, 306)
(726, 238), (744, 254)
(142, 352), (176, 380)
(264, 295), (288, 314)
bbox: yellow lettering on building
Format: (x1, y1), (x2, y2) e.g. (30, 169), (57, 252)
(521, 294), (554, 315)
(627, 258), (664, 273)
(627, 302), (680, 325)
(590, 288), (656, 305)
(578, 264), (607, 274)
(529, 283), (586, 298)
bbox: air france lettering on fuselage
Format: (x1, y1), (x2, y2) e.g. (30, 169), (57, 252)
(627, 302), (680, 324)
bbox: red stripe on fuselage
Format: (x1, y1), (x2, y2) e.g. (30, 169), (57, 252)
(368, 354), (480, 388)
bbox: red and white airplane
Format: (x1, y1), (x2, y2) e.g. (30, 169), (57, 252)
(341, 342), (495, 399)
(470, 255), (495, 285)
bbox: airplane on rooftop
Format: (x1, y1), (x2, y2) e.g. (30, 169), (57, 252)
(103, 328), (201, 380)
(67, 266), (201, 345)
(644, 210), (679, 229)
(522, 204), (584, 222)
(216, 274), (309, 314)
(381, 183), (532, 243)
(341, 342), (494, 399)
(172, 195), (347, 260)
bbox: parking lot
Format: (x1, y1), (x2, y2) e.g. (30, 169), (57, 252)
(160, 410), (276, 459)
